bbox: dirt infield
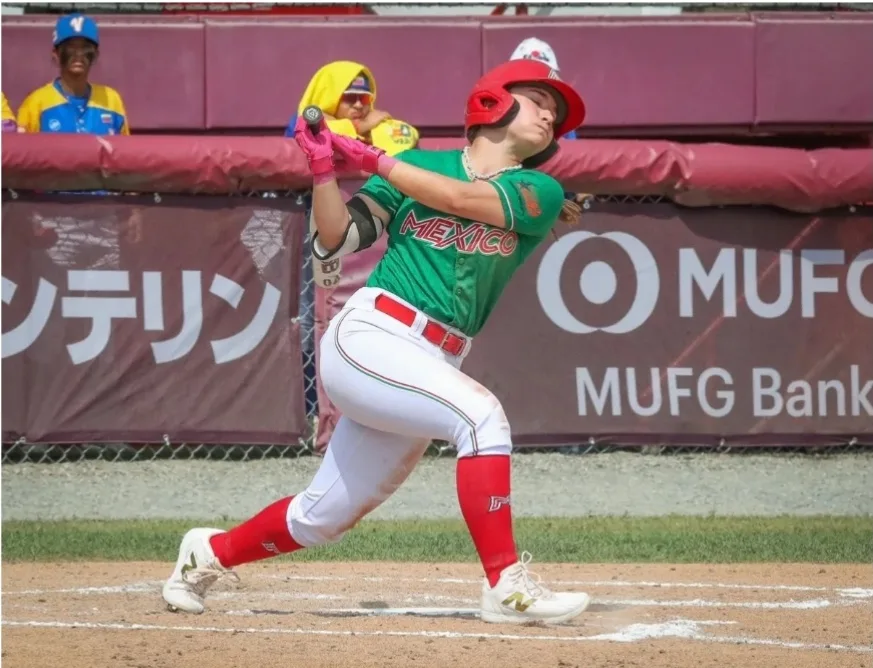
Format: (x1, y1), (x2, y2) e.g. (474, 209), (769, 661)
(2, 562), (871, 668)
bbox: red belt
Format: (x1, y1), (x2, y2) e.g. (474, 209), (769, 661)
(374, 294), (467, 356)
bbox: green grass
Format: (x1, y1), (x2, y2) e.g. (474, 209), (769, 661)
(2, 516), (870, 563)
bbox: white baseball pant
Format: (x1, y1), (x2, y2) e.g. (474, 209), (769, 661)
(287, 287), (512, 547)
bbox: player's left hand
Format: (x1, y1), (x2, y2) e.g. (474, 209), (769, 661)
(330, 133), (393, 177)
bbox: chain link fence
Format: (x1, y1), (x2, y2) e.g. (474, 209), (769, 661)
(3, 192), (871, 464)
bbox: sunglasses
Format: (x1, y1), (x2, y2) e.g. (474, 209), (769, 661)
(341, 92), (372, 106)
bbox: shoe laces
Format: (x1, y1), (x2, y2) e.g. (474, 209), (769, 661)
(508, 551), (554, 600)
(182, 561), (239, 597)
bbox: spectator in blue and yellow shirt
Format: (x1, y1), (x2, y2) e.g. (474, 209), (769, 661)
(17, 14), (129, 136)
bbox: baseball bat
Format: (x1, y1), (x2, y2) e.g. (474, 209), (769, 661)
(302, 105), (324, 134)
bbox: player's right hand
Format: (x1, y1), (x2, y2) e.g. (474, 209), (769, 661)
(293, 115), (337, 183)
(293, 115), (331, 160)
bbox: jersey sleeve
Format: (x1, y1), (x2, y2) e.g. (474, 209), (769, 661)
(2, 94), (15, 123)
(354, 148), (419, 219)
(112, 90), (130, 135)
(16, 92), (42, 133)
(488, 169), (565, 237)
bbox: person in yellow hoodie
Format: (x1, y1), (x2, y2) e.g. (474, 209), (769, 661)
(285, 61), (418, 157)
(2, 93), (19, 132)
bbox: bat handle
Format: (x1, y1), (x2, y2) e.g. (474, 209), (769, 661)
(302, 105), (324, 135)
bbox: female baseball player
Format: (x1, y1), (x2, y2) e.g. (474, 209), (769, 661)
(163, 59), (590, 625)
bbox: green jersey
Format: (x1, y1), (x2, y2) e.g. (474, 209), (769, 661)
(358, 149), (565, 337)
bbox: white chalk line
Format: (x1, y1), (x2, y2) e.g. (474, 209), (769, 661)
(220, 597), (838, 611)
(2, 619), (871, 654)
(600, 598), (837, 610)
(6, 579), (871, 599)
(1, 583), (853, 610)
(240, 599), (834, 616)
(706, 634), (873, 653)
(255, 574), (873, 599)
(4, 583), (159, 595)
(839, 587), (873, 599)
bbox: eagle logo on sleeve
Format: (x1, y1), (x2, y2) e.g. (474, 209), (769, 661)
(516, 181), (542, 217)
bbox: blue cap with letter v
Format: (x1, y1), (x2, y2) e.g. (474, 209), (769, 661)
(53, 14), (100, 47)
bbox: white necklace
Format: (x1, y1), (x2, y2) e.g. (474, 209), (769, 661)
(461, 146), (522, 181)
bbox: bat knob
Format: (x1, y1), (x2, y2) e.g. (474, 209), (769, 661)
(302, 106), (324, 134)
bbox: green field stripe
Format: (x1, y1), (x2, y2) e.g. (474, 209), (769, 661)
(333, 310), (478, 453)
(3, 516), (870, 564)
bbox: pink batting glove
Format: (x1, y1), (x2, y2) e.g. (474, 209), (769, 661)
(330, 133), (398, 179)
(293, 115), (336, 185)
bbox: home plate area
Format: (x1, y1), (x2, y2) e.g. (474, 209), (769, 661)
(2, 562), (870, 668)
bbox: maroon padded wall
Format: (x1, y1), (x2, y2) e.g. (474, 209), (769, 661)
(2, 13), (871, 133)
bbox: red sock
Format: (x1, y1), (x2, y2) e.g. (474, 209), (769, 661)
(456, 454), (519, 588)
(209, 496), (304, 568)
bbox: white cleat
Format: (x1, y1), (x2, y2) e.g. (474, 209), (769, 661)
(162, 528), (238, 614)
(480, 552), (591, 625)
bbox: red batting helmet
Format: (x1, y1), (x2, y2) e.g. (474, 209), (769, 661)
(465, 59), (586, 165)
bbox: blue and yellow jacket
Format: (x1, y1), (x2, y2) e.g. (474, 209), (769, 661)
(17, 79), (129, 135)
(285, 60), (418, 157)
(2, 93), (16, 125)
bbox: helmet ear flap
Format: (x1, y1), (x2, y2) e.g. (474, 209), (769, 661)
(466, 93), (520, 141)
(476, 90), (502, 110)
(492, 98), (520, 130)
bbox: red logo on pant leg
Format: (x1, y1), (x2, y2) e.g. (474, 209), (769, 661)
(488, 495), (511, 512)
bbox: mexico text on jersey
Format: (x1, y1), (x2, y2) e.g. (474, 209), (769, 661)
(359, 148), (565, 337)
